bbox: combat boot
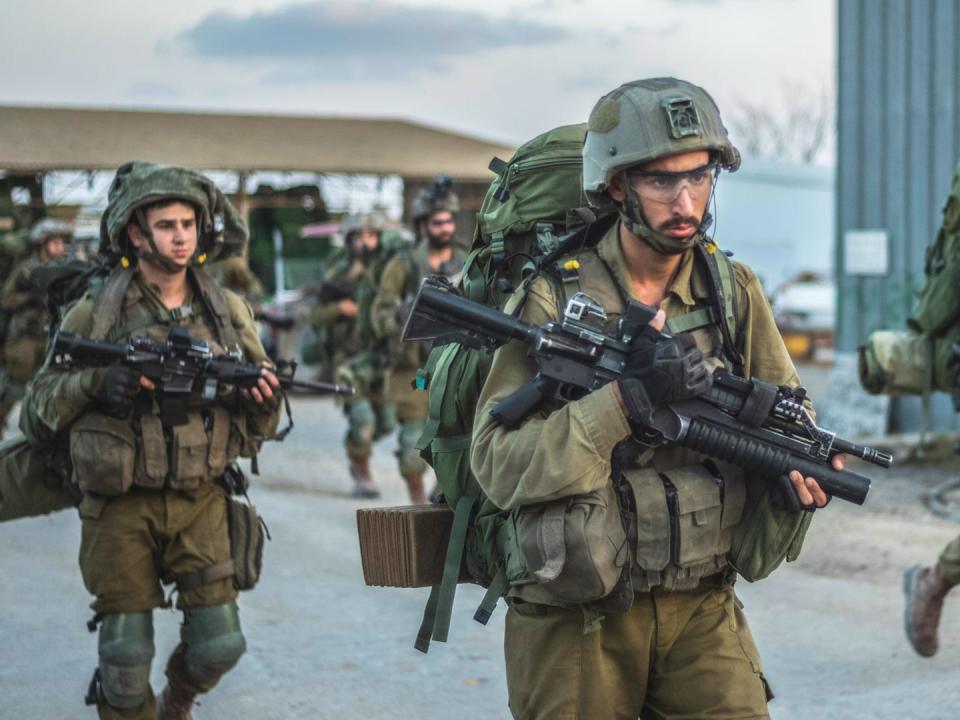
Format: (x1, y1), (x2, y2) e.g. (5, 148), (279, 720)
(350, 458), (381, 499)
(903, 564), (950, 657)
(403, 473), (427, 505)
(156, 683), (195, 720)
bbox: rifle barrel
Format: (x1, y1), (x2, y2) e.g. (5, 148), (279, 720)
(52, 330), (127, 363)
(416, 283), (539, 345)
(281, 378), (355, 396)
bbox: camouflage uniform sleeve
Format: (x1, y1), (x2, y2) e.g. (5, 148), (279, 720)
(370, 255), (407, 339)
(20, 297), (98, 439)
(0, 261), (33, 312)
(310, 302), (342, 330)
(470, 277), (632, 510)
(224, 290), (282, 438)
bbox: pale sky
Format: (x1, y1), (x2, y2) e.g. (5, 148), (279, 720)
(0, 0), (836, 156)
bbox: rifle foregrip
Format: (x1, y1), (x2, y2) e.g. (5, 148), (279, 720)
(683, 419), (871, 506)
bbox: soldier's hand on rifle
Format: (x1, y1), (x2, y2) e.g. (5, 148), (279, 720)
(82, 365), (146, 411)
(337, 299), (358, 318)
(240, 361), (280, 405)
(786, 454), (842, 510)
(615, 312), (712, 426)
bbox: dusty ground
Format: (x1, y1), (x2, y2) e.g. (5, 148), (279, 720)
(2, 392), (960, 719)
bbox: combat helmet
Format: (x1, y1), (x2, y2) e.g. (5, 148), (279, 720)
(340, 210), (387, 242)
(582, 78), (740, 252)
(29, 218), (74, 247)
(101, 161), (247, 270)
(410, 175), (460, 225)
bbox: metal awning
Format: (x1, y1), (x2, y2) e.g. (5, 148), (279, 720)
(0, 105), (514, 180)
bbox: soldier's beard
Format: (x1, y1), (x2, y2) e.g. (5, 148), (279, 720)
(426, 232), (453, 250)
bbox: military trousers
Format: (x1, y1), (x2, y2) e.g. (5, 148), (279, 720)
(80, 484), (240, 720)
(386, 366), (429, 477)
(344, 397), (397, 462)
(504, 584), (771, 720)
(936, 534), (960, 586)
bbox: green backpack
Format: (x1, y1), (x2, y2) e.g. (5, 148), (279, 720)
(412, 124), (587, 652)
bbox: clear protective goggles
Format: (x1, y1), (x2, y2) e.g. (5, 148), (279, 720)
(626, 161), (718, 204)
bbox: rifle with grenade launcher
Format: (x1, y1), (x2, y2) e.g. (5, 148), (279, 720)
(403, 277), (889, 507)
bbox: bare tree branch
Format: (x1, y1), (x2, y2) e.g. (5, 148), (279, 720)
(728, 77), (834, 164)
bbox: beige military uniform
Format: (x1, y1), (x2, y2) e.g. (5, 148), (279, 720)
(471, 222), (806, 719)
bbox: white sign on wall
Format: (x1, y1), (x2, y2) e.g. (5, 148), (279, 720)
(844, 229), (889, 276)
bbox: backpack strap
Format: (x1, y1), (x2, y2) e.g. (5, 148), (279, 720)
(415, 485), (479, 653)
(414, 343), (460, 450)
(694, 242), (745, 376)
(90, 265), (137, 341)
(191, 267), (242, 349)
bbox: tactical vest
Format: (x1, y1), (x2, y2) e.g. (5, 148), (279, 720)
(547, 241), (748, 593)
(322, 250), (373, 363)
(69, 266), (249, 497)
(390, 243), (465, 370)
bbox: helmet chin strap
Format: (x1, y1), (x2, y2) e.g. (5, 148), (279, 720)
(617, 171), (711, 256)
(132, 208), (194, 274)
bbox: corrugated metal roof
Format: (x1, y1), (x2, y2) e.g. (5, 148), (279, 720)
(0, 105), (514, 180)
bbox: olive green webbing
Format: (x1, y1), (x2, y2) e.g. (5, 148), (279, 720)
(90, 266), (137, 341)
(473, 567), (508, 625)
(414, 488), (477, 653)
(665, 306), (718, 334)
(420, 344), (459, 446)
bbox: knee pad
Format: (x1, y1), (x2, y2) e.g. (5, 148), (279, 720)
(397, 421), (428, 476)
(348, 399), (376, 445)
(374, 403), (397, 439)
(98, 612), (155, 709)
(183, 603), (246, 684)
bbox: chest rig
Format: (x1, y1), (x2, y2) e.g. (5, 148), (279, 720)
(71, 266), (247, 497)
(550, 242), (749, 592)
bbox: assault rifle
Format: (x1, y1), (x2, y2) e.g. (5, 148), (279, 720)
(403, 278), (888, 506)
(49, 326), (355, 427)
(301, 280), (357, 305)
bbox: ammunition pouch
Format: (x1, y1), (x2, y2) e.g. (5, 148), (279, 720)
(513, 481), (629, 604)
(70, 406), (244, 496)
(729, 474), (813, 582)
(622, 462), (746, 592)
(70, 412), (138, 496)
(226, 495), (267, 591)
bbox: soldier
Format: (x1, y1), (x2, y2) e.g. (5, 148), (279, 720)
(371, 178), (464, 504)
(470, 79), (840, 719)
(212, 254), (265, 308)
(311, 212), (396, 498)
(22, 162), (281, 720)
(0, 218), (72, 433)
